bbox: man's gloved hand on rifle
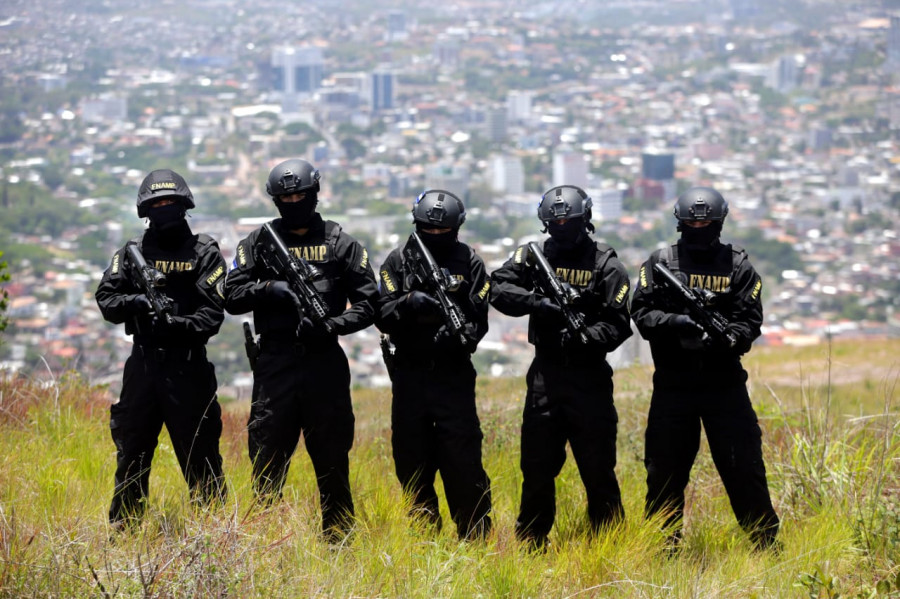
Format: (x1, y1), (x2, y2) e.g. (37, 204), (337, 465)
(669, 314), (707, 350)
(403, 290), (443, 324)
(434, 322), (479, 353)
(403, 290), (441, 314)
(298, 316), (337, 342)
(266, 280), (303, 312)
(531, 296), (564, 323)
(126, 294), (152, 315)
(559, 327), (606, 350)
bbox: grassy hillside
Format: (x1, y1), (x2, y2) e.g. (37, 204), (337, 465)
(1, 338), (898, 597)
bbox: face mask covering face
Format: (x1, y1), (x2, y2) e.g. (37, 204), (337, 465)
(548, 219), (585, 250)
(148, 203), (186, 232)
(680, 222), (721, 251)
(416, 223), (458, 255)
(276, 197), (317, 229)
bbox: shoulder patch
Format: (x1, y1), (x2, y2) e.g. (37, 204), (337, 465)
(236, 241), (249, 267)
(513, 246), (526, 265)
(750, 278), (762, 301)
(360, 248), (369, 269)
(639, 265), (648, 288)
(205, 265), (225, 286)
(615, 282), (629, 304)
(381, 269), (396, 293)
(111, 252), (120, 275)
(477, 280), (491, 300)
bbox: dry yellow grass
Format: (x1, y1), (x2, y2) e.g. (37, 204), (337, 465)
(0, 338), (897, 597)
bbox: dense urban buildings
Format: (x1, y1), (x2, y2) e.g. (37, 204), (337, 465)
(0, 0), (898, 394)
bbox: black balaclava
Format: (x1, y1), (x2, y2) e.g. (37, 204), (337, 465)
(547, 218), (587, 251)
(275, 195), (318, 230)
(147, 203), (189, 247)
(680, 221), (723, 252)
(416, 222), (458, 257)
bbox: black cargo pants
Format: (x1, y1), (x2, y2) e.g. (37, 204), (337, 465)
(390, 357), (492, 540)
(643, 376), (780, 548)
(248, 338), (355, 540)
(516, 356), (624, 545)
(109, 345), (225, 524)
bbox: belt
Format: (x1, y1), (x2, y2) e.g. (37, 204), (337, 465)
(258, 335), (310, 358)
(134, 345), (204, 362)
(259, 333), (339, 354)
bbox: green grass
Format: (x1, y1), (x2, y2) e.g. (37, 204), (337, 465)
(1, 338), (899, 597)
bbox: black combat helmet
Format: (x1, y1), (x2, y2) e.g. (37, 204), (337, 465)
(674, 186), (728, 231)
(266, 159), (320, 199)
(537, 185), (593, 228)
(411, 189), (467, 229)
(136, 169), (195, 217)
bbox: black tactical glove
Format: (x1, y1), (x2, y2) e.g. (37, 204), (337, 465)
(567, 326), (606, 349)
(670, 314), (706, 349)
(145, 313), (178, 336)
(127, 294), (152, 315)
(266, 281), (303, 312)
(670, 314), (702, 333)
(434, 323), (477, 353)
(532, 297), (563, 322)
(298, 316), (336, 341)
(559, 328), (580, 350)
(404, 290), (441, 314)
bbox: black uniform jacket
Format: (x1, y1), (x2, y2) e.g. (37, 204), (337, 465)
(490, 237), (632, 364)
(375, 238), (490, 359)
(631, 240), (763, 380)
(223, 214), (377, 338)
(95, 226), (226, 348)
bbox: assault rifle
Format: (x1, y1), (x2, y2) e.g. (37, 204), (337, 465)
(125, 243), (175, 326)
(651, 262), (736, 348)
(242, 321), (260, 370)
(525, 242), (588, 344)
(257, 222), (333, 334)
(403, 232), (468, 347)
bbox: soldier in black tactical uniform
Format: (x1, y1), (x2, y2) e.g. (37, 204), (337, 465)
(95, 169), (227, 529)
(631, 186), (779, 551)
(490, 185), (632, 550)
(374, 189), (492, 540)
(223, 159), (378, 542)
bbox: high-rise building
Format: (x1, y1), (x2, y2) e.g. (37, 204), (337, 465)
(386, 10), (408, 41)
(808, 127), (833, 152)
(640, 150), (676, 201)
(506, 90), (533, 123)
(433, 37), (461, 70)
(271, 46), (323, 96)
(766, 56), (798, 93)
(641, 150), (675, 181)
(552, 148), (589, 189)
(372, 69), (395, 112)
(589, 187), (624, 222)
(484, 105), (508, 143)
(425, 163), (469, 196)
(490, 154), (525, 195)
(888, 16), (900, 72)
(730, 0), (759, 19)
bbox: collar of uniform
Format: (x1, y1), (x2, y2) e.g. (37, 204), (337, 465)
(275, 213), (324, 237)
